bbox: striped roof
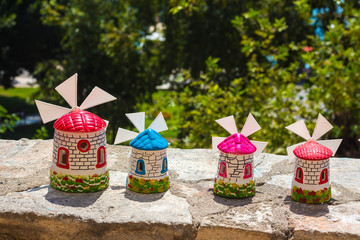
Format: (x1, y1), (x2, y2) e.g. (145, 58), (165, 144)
(217, 133), (256, 155)
(130, 128), (168, 150)
(293, 140), (332, 160)
(54, 109), (106, 132)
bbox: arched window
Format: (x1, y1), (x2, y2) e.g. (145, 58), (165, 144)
(135, 159), (145, 175)
(77, 139), (90, 152)
(96, 146), (106, 168)
(218, 161), (227, 178)
(319, 168), (328, 184)
(56, 147), (69, 169)
(243, 163), (252, 179)
(295, 167), (303, 183)
(161, 157), (168, 173)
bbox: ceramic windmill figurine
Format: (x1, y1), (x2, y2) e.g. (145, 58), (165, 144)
(286, 114), (342, 203)
(35, 73), (116, 193)
(114, 112), (170, 193)
(212, 113), (268, 198)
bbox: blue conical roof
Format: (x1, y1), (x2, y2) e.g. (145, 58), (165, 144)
(130, 128), (168, 150)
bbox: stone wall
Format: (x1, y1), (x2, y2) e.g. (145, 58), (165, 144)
(1, 139), (360, 240)
(295, 158), (329, 185)
(53, 129), (106, 170)
(217, 152), (253, 184)
(130, 148), (167, 178)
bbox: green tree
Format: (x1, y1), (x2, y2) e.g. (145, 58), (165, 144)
(0, 0), (61, 88)
(140, 0), (360, 157)
(302, 3), (360, 157)
(35, 0), (165, 141)
(165, 0), (313, 153)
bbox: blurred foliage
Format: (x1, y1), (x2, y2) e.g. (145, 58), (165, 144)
(301, 3), (360, 156)
(34, 0), (166, 143)
(136, 91), (183, 144)
(165, 0), (313, 153)
(0, 0), (61, 88)
(159, 0), (360, 156)
(32, 126), (49, 139)
(0, 105), (19, 137)
(1, 0), (360, 156)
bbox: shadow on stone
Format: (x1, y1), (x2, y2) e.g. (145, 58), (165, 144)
(45, 185), (104, 207)
(212, 193), (253, 207)
(124, 188), (166, 202)
(284, 195), (329, 217)
(109, 185), (127, 191)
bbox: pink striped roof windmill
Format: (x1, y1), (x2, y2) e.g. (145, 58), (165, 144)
(285, 113), (342, 203)
(212, 113), (267, 198)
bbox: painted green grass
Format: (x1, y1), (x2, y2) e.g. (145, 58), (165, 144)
(214, 179), (256, 198)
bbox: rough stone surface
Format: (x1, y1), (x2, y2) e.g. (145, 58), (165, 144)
(0, 139), (359, 239)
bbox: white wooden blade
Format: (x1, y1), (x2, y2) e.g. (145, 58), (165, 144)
(285, 120), (311, 140)
(35, 100), (71, 124)
(212, 137), (226, 151)
(215, 116), (238, 135)
(104, 120), (109, 130)
(148, 112), (168, 133)
(125, 112), (145, 132)
(250, 141), (268, 157)
(79, 86), (116, 110)
(241, 113), (261, 137)
(286, 142), (305, 162)
(114, 128), (139, 145)
(312, 113), (333, 140)
(317, 139), (342, 156)
(55, 73), (78, 108)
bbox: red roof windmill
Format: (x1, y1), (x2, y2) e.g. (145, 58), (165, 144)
(286, 114), (342, 203)
(35, 73), (116, 193)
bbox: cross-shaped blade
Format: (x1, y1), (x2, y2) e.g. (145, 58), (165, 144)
(285, 120), (311, 141)
(55, 73), (78, 108)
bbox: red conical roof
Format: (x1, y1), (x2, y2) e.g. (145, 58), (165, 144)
(54, 109), (106, 132)
(293, 140), (332, 160)
(217, 133), (256, 155)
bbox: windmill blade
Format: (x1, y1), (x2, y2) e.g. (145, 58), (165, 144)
(312, 113), (333, 140)
(148, 112), (168, 133)
(212, 137), (226, 151)
(317, 139), (343, 156)
(286, 142), (305, 162)
(285, 120), (311, 140)
(125, 112), (145, 132)
(103, 120), (109, 130)
(215, 116), (238, 135)
(79, 86), (116, 110)
(55, 73), (78, 108)
(114, 128), (139, 145)
(35, 100), (71, 124)
(250, 141), (268, 157)
(240, 113), (261, 137)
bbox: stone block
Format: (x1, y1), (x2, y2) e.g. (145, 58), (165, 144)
(0, 139), (359, 240)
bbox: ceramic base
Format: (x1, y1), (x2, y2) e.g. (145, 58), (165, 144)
(127, 174), (169, 193)
(213, 178), (255, 198)
(291, 185), (331, 204)
(50, 169), (109, 193)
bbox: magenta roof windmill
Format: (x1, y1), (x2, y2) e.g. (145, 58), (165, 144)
(212, 113), (268, 198)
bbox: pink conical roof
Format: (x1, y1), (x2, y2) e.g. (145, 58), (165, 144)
(293, 140), (332, 160)
(217, 133), (256, 155)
